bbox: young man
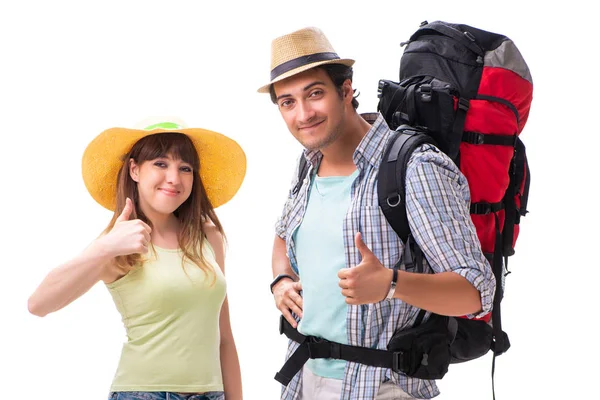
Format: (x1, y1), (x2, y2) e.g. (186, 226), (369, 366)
(258, 27), (495, 400)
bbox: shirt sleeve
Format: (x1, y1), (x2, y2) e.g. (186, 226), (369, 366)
(404, 145), (496, 318)
(275, 197), (292, 240)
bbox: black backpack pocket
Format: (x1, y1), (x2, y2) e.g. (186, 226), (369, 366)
(378, 76), (461, 159)
(450, 318), (493, 363)
(387, 314), (457, 379)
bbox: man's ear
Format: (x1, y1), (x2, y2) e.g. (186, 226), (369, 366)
(342, 79), (353, 102)
(129, 158), (139, 183)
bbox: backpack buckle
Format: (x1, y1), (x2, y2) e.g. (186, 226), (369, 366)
(377, 80), (388, 98)
(471, 203), (491, 215)
(392, 351), (406, 373)
(419, 84), (432, 102)
(458, 98), (470, 112)
(463, 131), (484, 144)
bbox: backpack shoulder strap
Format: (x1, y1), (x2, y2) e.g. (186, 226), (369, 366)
(292, 154), (309, 196)
(379, 125), (436, 329)
(378, 125), (436, 243)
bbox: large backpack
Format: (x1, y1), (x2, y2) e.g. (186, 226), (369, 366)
(376, 20), (533, 394)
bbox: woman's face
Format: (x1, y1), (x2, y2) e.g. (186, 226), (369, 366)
(129, 153), (194, 216)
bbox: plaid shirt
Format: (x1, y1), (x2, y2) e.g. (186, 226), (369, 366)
(275, 113), (495, 400)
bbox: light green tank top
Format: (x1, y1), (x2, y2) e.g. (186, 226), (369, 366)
(105, 241), (226, 392)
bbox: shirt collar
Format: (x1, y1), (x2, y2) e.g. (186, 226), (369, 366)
(352, 112), (390, 169)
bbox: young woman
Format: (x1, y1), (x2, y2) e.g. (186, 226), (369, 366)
(28, 118), (246, 400)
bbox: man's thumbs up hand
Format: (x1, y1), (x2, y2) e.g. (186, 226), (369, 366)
(337, 232), (393, 305)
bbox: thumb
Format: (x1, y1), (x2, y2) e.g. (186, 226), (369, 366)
(355, 232), (374, 260)
(116, 197), (133, 223)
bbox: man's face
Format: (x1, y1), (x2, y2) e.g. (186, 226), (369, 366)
(273, 67), (350, 151)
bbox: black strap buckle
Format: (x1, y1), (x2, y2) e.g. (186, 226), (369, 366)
(392, 351), (405, 374)
(471, 202), (504, 215)
(377, 80), (387, 98)
(464, 131), (484, 144)
(458, 97), (470, 112)
(305, 339), (342, 360)
(472, 203), (492, 215)
(307, 338), (336, 359)
(419, 84), (432, 102)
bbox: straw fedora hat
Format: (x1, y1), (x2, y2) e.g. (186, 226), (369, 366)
(257, 27), (354, 93)
(81, 117), (246, 211)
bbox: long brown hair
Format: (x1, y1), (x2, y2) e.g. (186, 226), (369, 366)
(103, 132), (225, 283)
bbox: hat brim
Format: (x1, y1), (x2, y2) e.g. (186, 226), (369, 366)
(257, 58), (355, 93)
(82, 127), (246, 211)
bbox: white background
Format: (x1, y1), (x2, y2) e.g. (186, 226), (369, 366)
(1, 1), (598, 399)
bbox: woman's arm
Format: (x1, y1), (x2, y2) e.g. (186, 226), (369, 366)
(219, 297), (243, 399)
(206, 224), (242, 400)
(27, 238), (115, 317)
(28, 200), (151, 317)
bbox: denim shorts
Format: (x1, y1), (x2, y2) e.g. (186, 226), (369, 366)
(108, 392), (224, 400)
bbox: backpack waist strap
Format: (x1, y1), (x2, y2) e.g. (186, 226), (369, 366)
(275, 316), (406, 386)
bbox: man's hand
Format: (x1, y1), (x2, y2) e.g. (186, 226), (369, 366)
(338, 232), (393, 305)
(273, 279), (303, 328)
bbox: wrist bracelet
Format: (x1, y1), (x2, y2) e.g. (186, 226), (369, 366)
(270, 274), (295, 294)
(385, 269), (398, 300)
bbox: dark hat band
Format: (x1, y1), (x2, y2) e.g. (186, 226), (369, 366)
(270, 52), (339, 81)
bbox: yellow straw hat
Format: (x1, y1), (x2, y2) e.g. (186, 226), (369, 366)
(81, 117), (246, 211)
(257, 26), (354, 93)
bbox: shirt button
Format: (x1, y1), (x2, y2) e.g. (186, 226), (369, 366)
(296, 217), (301, 222)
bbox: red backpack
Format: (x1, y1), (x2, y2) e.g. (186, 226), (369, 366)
(376, 19), (533, 392)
